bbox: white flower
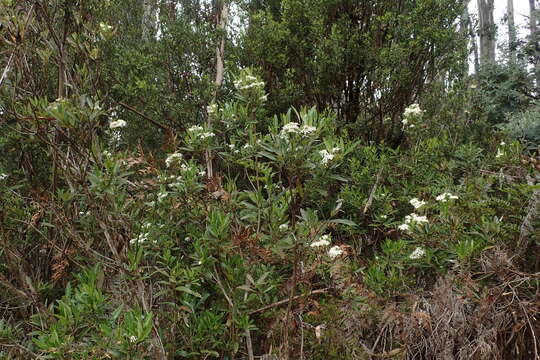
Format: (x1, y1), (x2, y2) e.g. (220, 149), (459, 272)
(435, 193), (458, 202)
(404, 213), (428, 224)
(409, 247), (426, 260)
(398, 223), (410, 231)
(243, 143), (252, 149)
(399, 213), (428, 231)
(409, 198), (426, 209)
(403, 103), (424, 118)
(0, 173), (7, 180)
(311, 239), (330, 248)
(165, 152), (183, 167)
(207, 103), (218, 115)
(500, 141), (506, 146)
(130, 233), (148, 245)
(129, 335), (137, 343)
(198, 170), (206, 177)
(188, 125), (204, 132)
(319, 150), (335, 165)
(279, 223), (289, 231)
(228, 143), (236, 149)
(199, 132), (215, 140)
(328, 246), (343, 258)
(281, 122), (300, 135)
(109, 119), (127, 129)
(332, 147), (341, 152)
(311, 234), (331, 248)
(299, 125), (317, 135)
(401, 118), (408, 125)
(495, 148), (504, 158)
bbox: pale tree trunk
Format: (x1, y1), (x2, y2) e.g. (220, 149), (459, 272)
(529, 0), (540, 87)
(142, 0), (158, 41)
(460, 2), (470, 75)
(471, 12), (480, 73)
(477, 0), (496, 66)
(206, 0), (229, 180)
(508, 0), (517, 64)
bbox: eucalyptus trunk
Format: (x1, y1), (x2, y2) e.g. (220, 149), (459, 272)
(142, 0), (158, 41)
(477, 0), (496, 66)
(530, 0), (540, 87)
(206, 0), (229, 179)
(460, 2), (470, 75)
(508, 0), (517, 64)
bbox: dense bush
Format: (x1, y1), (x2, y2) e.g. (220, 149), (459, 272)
(1, 1), (539, 359)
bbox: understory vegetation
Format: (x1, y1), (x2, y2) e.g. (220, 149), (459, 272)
(1, 0), (539, 359)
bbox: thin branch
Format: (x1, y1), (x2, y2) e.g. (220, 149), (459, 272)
(118, 102), (171, 132)
(249, 288), (329, 315)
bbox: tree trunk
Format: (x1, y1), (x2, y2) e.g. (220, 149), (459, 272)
(460, 2), (470, 75)
(471, 11), (480, 74)
(142, 0), (158, 41)
(477, 0), (496, 66)
(206, 0), (229, 179)
(508, 0), (517, 64)
(530, 0), (540, 87)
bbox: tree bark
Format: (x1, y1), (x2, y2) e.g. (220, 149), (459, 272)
(477, 0), (496, 66)
(508, 0), (517, 64)
(460, 2), (471, 75)
(142, 0), (158, 41)
(529, 0), (540, 87)
(206, 0), (229, 179)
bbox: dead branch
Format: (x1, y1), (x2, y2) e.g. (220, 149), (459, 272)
(249, 288), (329, 315)
(118, 102), (171, 132)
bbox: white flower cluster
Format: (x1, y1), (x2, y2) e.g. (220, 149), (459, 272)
(402, 103), (424, 128)
(409, 247), (426, 260)
(409, 198), (426, 209)
(310, 234), (331, 248)
(130, 222), (164, 245)
(435, 192), (458, 202)
(188, 125), (203, 132)
(165, 152), (183, 168)
(319, 147), (340, 166)
(234, 75), (265, 91)
(130, 232), (149, 245)
(279, 223), (289, 231)
(199, 132), (215, 140)
(129, 336), (137, 343)
(279, 122), (317, 138)
(109, 119), (127, 129)
(398, 213), (428, 232)
(309, 235), (344, 258)
(207, 103), (218, 115)
(188, 125), (215, 140)
(328, 245), (343, 259)
(0, 173), (7, 180)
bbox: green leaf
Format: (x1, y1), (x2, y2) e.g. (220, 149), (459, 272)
(175, 286), (202, 298)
